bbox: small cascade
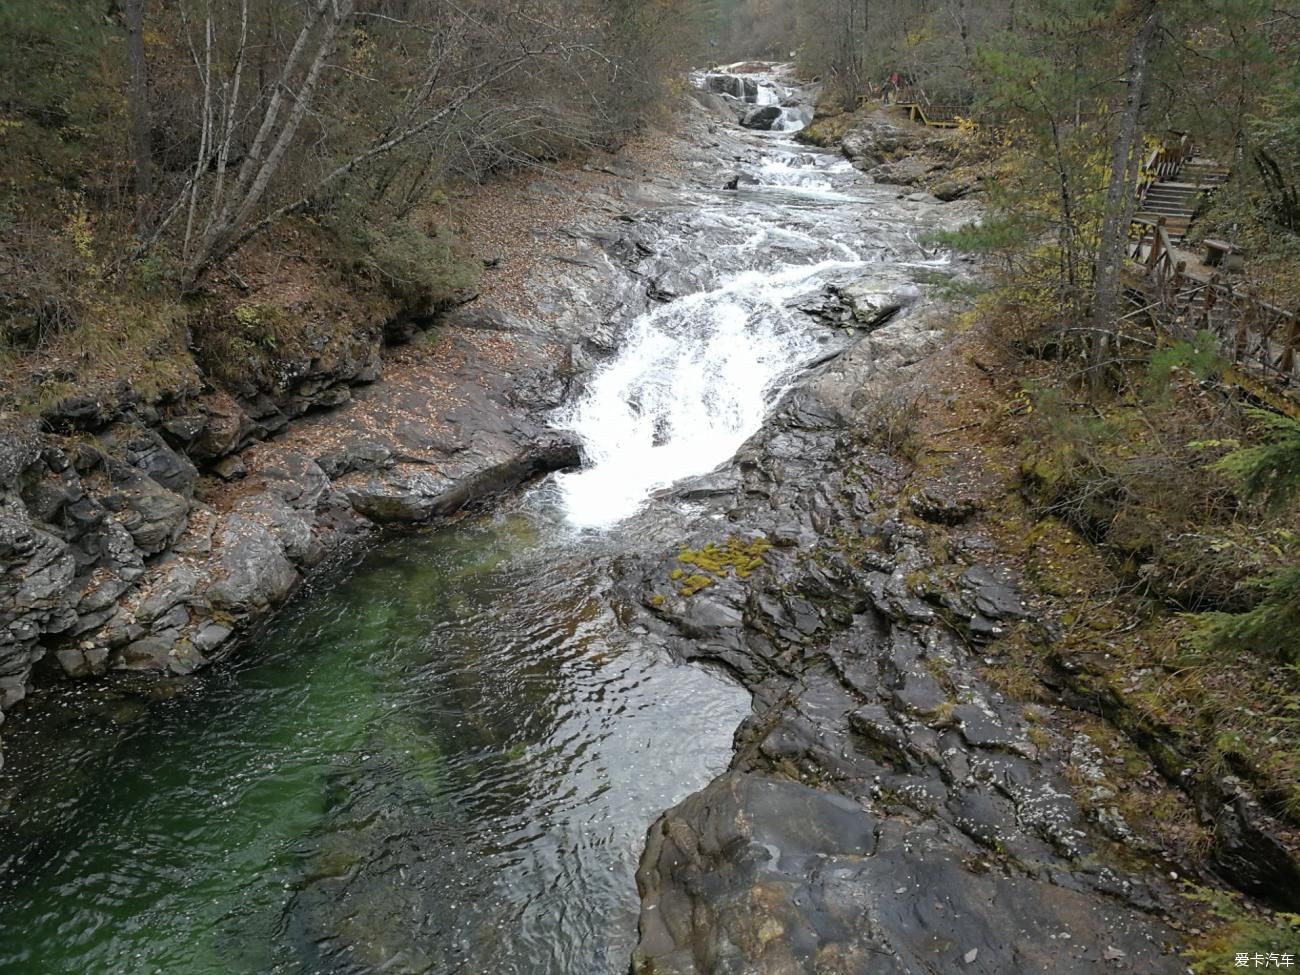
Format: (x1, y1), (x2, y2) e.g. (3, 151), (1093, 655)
(552, 76), (927, 529)
(769, 106), (811, 132)
(695, 64), (811, 132)
(555, 253), (866, 528)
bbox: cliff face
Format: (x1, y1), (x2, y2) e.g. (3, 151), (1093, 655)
(0, 147), (687, 766)
(0, 306), (588, 759)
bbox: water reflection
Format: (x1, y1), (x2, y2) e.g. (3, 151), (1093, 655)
(0, 506), (748, 974)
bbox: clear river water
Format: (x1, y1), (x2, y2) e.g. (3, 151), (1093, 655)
(0, 502), (748, 974)
(0, 71), (971, 974)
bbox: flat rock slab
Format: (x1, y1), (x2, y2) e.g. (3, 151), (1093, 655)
(636, 774), (1183, 975)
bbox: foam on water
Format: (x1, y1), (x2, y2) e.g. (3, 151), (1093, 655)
(555, 257), (863, 528)
(756, 157), (833, 191)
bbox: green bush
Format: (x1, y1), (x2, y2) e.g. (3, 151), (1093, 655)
(1145, 331), (1225, 400)
(922, 217), (1028, 255)
(1195, 409), (1300, 661)
(325, 203), (479, 311)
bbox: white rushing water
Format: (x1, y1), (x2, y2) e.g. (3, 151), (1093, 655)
(552, 120), (877, 529)
(552, 70), (967, 530)
(554, 140), (869, 531)
(554, 269), (839, 528)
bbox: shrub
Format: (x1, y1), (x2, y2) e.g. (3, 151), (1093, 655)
(325, 203), (479, 311)
(1194, 409), (1300, 662)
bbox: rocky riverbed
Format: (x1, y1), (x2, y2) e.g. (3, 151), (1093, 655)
(3, 62), (1289, 974)
(0, 63), (958, 756)
(617, 307), (1191, 973)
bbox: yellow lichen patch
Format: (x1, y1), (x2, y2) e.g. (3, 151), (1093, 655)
(677, 536), (772, 579)
(757, 917), (785, 946)
(669, 535), (772, 597)
(679, 574), (715, 597)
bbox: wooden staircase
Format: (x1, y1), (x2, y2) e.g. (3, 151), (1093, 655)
(1134, 150), (1230, 241)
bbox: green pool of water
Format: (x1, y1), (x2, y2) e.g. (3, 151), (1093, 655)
(0, 506), (748, 974)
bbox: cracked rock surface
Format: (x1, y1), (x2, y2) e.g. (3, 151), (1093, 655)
(620, 313), (1187, 973)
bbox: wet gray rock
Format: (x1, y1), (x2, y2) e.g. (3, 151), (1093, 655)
(261, 452), (332, 512)
(702, 73), (758, 101)
(19, 465), (85, 524)
(741, 105), (782, 130)
(840, 117), (925, 166)
(800, 282), (911, 332)
(135, 563), (201, 624)
(41, 394), (117, 432)
(624, 311), (1190, 973)
(0, 512), (77, 708)
(105, 474), (189, 556)
(192, 621), (234, 654)
(242, 494), (324, 568)
(870, 157), (931, 186)
(115, 427), (198, 498)
(205, 515), (300, 615)
(212, 455), (246, 481)
(635, 774), (1183, 975)
(932, 178), (973, 202)
(317, 443), (394, 480)
(690, 89), (747, 123)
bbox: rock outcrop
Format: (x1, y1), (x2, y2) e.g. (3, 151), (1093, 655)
(741, 105), (783, 130)
(622, 312), (1189, 973)
(0, 309), (585, 764)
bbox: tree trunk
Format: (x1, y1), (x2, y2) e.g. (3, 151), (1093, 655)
(1089, 0), (1160, 388)
(124, 0), (153, 226)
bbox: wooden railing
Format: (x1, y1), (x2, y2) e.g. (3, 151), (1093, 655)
(1127, 217), (1300, 391)
(864, 84), (971, 127)
(1136, 133), (1193, 206)
(902, 102), (967, 127)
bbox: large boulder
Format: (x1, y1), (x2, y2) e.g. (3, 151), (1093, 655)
(840, 117), (927, 166)
(634, 772), (1186, 974)
(702, 73), (758, 101)
(740, 105), (783, 131)
(690, 89), (746, 122)
(204, 515), (299, 615)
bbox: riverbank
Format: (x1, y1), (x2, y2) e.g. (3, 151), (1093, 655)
(0, 113), (700, 763)
(616, 97), (1300, 973)
(619, 296), (1195, 973)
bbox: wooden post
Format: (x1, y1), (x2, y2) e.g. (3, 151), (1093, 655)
(1147, 218), (1166, 270)
(1280, 314), (1299, 376)
(1202, 283), (1217, 333)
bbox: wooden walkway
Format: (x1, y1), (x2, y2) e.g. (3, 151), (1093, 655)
(1126, 217), (1300, 406)
(842, 94), (1293, 402)
(1123, 136), (1300, 407)
(1133, 136), (1230, 240)
(858, 86), (969, 127)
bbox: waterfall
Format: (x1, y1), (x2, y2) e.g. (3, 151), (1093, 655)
(555, 257), (862, 528)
